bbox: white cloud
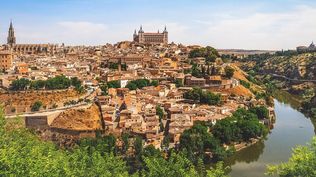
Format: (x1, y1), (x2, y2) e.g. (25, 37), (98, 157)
(203, 5), (316, 50)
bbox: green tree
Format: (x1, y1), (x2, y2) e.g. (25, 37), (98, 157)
(174, 78), (183, 88)
(0, 107), (129, 176)
(134, 136), (143, 159)
(266, 137), (316, 177)
(249, 106), (269, 120)
(107, 80), (121, 88)
(100, 84), (108, 96)
(121, 133), (129, 154)
(125, 82), (138, 90)
(31, 101), (43, 112)
(30, 80), (46, 90)
(224, 66), (235, 79)
(184, 87), (221, 105)
(150, 80), (159, 87)
(10, 78), (31, 91)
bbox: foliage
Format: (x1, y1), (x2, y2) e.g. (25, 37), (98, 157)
(266, 137), (316, 177)
(142, 152), (199, 177)
(100, 84), (108, 95)
(189, 46), (220, 62)
(224, 66), (234, 79)
(249, 106), (269, 120)
(10, 78), (30, 90)
(10, 76), (83, 91)
(31, 101), (43, 112)
(207, 162), (229, 177)
(0, 108), (129, 176)
(174, 78), (184, 88)
(125, 79), (158, 90)
(156, 105), (165, 132)
(121, 133), (129, 154)
(179, 121), (228, 163)
(184, 87), (221, 105)
(212, 108), (266, 144)
(240, 80), (250, 89)
(107, 80), (121, 88)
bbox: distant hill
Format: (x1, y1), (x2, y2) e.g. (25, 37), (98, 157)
(218, 49), (275, 56)
(251, 52), (316, 80)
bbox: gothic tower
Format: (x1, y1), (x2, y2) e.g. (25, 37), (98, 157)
(138, 25), (144, 43)
(7, 21), (16, 46)
(133, 29), (137, 41)
(163, 26), (168, 44)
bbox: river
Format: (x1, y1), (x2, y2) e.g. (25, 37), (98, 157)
(226, 99), (315, 177)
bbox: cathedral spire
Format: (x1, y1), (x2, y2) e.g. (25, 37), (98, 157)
(7, 20), (16, 46)
(163, 25), (168, 33)
(139, 25), (144, 33)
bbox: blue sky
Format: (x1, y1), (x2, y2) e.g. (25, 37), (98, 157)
(1, 0), (316, 50)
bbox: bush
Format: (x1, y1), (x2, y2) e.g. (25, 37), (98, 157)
(31, 101), (43, 112)
(240, 80), (251, 89)
(224, 66), (235, 79)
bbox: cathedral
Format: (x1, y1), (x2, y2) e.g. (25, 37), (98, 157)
(5, 21), (57, 55)
(133, 26), (168, 45)
(7, 21), (16, 46)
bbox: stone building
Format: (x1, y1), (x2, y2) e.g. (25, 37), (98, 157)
(0, 51), (13, 71)
(133, 26), (168, 45)
(5, 21), (58, 55)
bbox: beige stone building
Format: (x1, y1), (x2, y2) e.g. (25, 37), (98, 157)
(133, 26), (168, 45)
(0, 51), (13, 71)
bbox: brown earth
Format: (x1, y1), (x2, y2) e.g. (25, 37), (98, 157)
(0, 89), (82, 114)
(210, 85), (254, 98)
(50, 104), (101, 131)
(231, 63), (249, 82)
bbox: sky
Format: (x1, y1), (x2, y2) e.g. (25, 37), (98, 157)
(0, 0), (316, 50)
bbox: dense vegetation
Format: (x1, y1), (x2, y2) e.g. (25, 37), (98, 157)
(0, 107), (227, 177)
(267, 137), (316, 177)
(107, 80), (121, 89)
(184, 87), (221, 105)
(125, 79), (159, 90)
(212, 108), (268, 144)
(179, 121), (232, 163)
(10, 76), (83, 93)
(189, 46), (220, 62)
(179, 107), (268, 163)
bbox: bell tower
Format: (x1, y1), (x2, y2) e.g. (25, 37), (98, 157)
(163, 25), (168, 45)
(7, 21), (16, 46)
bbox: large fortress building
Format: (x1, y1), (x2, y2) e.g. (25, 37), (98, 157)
(133, 26), (168, 45)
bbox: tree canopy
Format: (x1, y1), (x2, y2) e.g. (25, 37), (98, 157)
(10, 76), (83, 92)
(189, 46), (220, 63)
(125, 79), (159, 90)
(184, 87), (221, 105)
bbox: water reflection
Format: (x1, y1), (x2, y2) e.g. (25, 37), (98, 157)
(227, 99), (315, 177)
(225, 139), (265, 166)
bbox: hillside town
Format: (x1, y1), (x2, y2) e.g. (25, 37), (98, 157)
(0, 22), (274, 149)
